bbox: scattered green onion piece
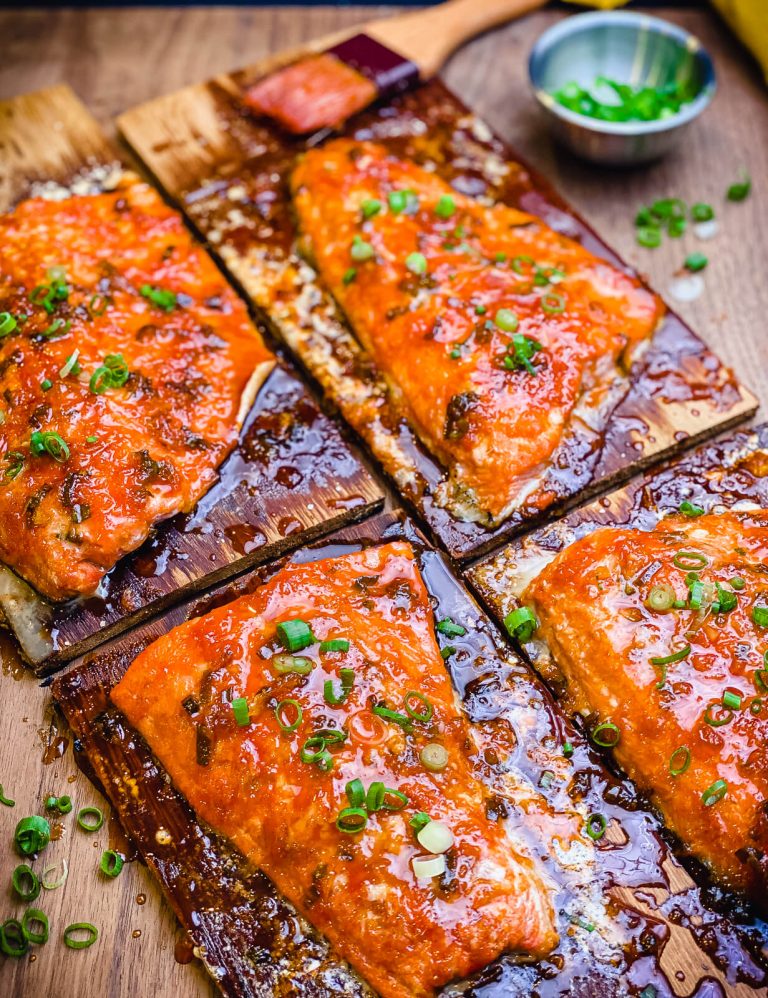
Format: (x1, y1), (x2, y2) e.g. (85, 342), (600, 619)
(409, 812), (431, 834)
(14, 816), (50, 856)
(704, 704), (733, 728)
(702, 779), (727, 807)
(435, 195), (456, 219)
(41, 378), (53, 392)
(361, 198), (382, 219)
(0, 312), (18, 337)
(673, 550), (708, 570)
(511, 254), (535, 275)
(440, 645), (456, 659)
(274, 699), (302, 733)
(342, 267), (357, 285)
(636, 227), (662, 248)
(140, 284), (177, 312)
(726, 174), (751, 202)
(30, 430), (70, 463)
(684, 252), (708, 273)
(669, 746), (691, 777)
(41, 858), (68, 891)
(0, 784), (15, 807)
(475, 304), (487, 315)
(320, 638), (350, 653)
(365, 781), (385, 812)
(504, 333), (542, 375)
(41, 318), (71, 339)
(324, 674), (353, 706)
(688, 580), (705, 610)
(646, 585), (675, 612)
(420, 743), (449, 772)
(568, 914), (595, 932)
(585, 813), (607, 842)
(86, 435), (98, 444)
(11, 864), (40, 902)
(539, 770), (555, 789)
(752, 605), (768, 628)
(380, 787), (408, 811)
(46, 795), (72, 814)
(276, 618), (314, 652)
(388, 190), (417, 214)
(754, 668), (768, 693)
(722, 691), (742, 711)
(494, 308), (519, 333)
(653, 663), (667, 690)
(436, 618), (465, 638)
(22, 909), (49, 945)
(76, 806), (104, 833)
(372, 704), (412, 732)
(0, 919), (27, 957)
(405, 252), (427, 275)
(541, 292), (566, 314)
(668, 216), (686, 238)
(403, 690), (433, 722)
(335, 807), (367, 834)
(751, 698), (763, 716)
(345, 779), (365, 808)
(690, 203), (713, 222)
(503, 606), (538, 643)
(715, 585), (738, 614)
(272, 653), (313, 675)
(99, 850), (124, 879)
(591, 722), (620, 748)
(63, 922), (99, 950)
(231, 697), (251, 727)
(563, 742), (574, 759)
(88, 294), (108, 317)
(59, 350), (80, 379)
(350, 236), (375, 262)
(679, 499), (704, 517)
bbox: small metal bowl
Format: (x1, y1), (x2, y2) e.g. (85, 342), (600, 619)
(528, 11), (716, 166)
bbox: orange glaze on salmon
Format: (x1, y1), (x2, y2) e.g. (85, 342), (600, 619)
(244, 54), (377, 134)
(291, 139), (663, 525)
(112, 541), (557, 997)
(0, 181), (273, 601)
(524, 510), (768, 894)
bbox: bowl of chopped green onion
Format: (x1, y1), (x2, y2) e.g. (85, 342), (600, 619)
(529, 12), (716, 166)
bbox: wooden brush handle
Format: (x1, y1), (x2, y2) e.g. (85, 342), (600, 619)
(366, 0), (548, 79)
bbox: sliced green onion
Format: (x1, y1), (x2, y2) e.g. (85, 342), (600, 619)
(754, 668), (768, 693)
(751, 698), (763, 715)
(76, 806), (104, 832)
(650, 644), (691, 666)
(504, 333), (542, 375)
(636, 227), (662, 248)
(361, 198), (382, 219)
(324, 667), (356, 706)
(511, 254), (535, 275)
(591, 722), (620, 748)
(752, 605), (768, 628)
(646, 585), (675, 612)
(691, 203), (714, 222)
(669, 746), (691, 777)
(41, 318), (71, 339)
(40, 378), (53, 391)
(673, 550), (708, 570)
(688, 580), (706, 610)
(46, 795), (72, 814)
(300, 731), (345, 771)
(231, 697), (250, 727)
(320, 638), (350, 653)
(420, 743), (448, 772)
(345, 778), (365, 808)
(715, 584), (738, 614)
(568, 913), (595, 932)
(371, 704), (412, 732)
(88, 294), (108, 317)
(639, 986), (658, 998)
(585, 813), (607, 841)
(11, 864), (40, 902)
(435, 194), (456, 219)
(726, 174), (751, 202)
(440, 645), (456, 659)
(405, 252), (427, 275)
(63, 922), (99, 949)
(388, 189), (417, 214)
(403, 691), (433, 722)
(475, 304), (487, 315)
(668, 216), (686, 238)
(41, 858), (68, 891)
(410, 812), (431, 834)
(684, 253), (708, 273)
(563, 742), (574, 758)
(0, 784), (15, 807)
(59, 350), (80, 378)
(503, 606), (538, 642)
(704, 704), (733, 727)
(436, 618), (466, 638)
(541, 292), (566, 314)
(350, 236), (375, 262)
(14, 815), (50, 856)
(140, 284), (177, 312)
(335, 807), (367, 834)
(276, 618), (314, 652)
(275, 698), (303, 733)
(22, 909), (49, 945)
(722, 691), (742, 711)
(494, 308), (519, 333)
(365, 783), (408, 812)
(730, 576), (745, 591)
(99, 850), (124, 879)
(365, 781), (385, 812)
(6, 450), (26, 478)
(272, 653), (313, 675)
(679, 499), (704, 517)
(342, 267), (357, 285)
(701, 779), (727, 807)
(0, 919), (27, 957)
(30, 430), (70, 463)
(0, 312), (18, 337)
(495, 252), (508, 263)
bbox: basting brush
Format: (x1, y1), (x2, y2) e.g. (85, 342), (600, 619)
(245, 0), (548, 135)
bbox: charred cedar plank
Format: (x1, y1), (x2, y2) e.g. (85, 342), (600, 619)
(117, 71), (756, 562)
(0, 86), (383, 673)
(54, 511), (768, 998)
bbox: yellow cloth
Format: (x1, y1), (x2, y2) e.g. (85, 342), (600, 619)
(561, 1), (768, 82)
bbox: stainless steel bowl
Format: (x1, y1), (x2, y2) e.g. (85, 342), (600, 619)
(528, 11), (716, 166)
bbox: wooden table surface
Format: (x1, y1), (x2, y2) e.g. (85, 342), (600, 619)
(1, 6), (767, 998)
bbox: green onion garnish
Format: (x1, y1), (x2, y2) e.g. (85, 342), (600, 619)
(11, 864), (40, 902)
(366, 782), (408, 812)
(63, 922), (99, 950)
(405, 252), (427, 275)
(59, 350), (81, 379)
(30, 430), (70, 463)
(88, 294), (108, 317)
(504, 333), (542, 375)
(688, 580), (705, 610)
(701, 779), (727, 807)
(350, 236), (375, 262)
(89, 353), (130, 394)
(541, 292), (566, 314)
(231, 697), (250, 727)
(436, 618), (466, 638)
(563, 742), (574, 759)
(0, 312), (18, 337)
(371, 704), (412, 732)
(435, 194), (456, 219)
(691, 203), (714, 222)
(684, 252), (708, 273)
(752, 605), (768, 628)
(0, 784), (15, 807)
(45, 795), (72, 814)
(730, 577), (745, 591)
(320, 638), (350, 653)
(140, 284), (177, 312)
(636, 227), (662, 248)
(704, 704), (732, 727)
(715, 584), (738, 614)
(669, 746), (691, 777)
(475, 304), (487, 315)
(494, 308), (519, 333)
(40, 317), (71, 340)
(503, 606), (538, 642)
(276, 618), (314, 652)
(672, 550), (708, 570)
(76, 806), (104, 832)
(440, 645), (456, 659)
(300, 729), (346, 771)
(754, 668), (768, 693)
(591, 722), (620, 748)
(275, 698), (303, 733)
(0, 919), (27, 957)
(650, 644), (691, 667)
(722, 691), (742, 711)
(585, 813), (607, 841)
(21, 908), (48, 945)
(679, 500), (704, 517)
(552, 77), (695, 124)
(727, 174), (751, 202)
(41, 858), (68, 891)
(345, 778), (365, 808)
(14, 816), (50, 856)
(420, 743), (448, 772)
(342, 267), (357, 285)
(409, 812), (431, 834)
(324, 667), (355, 706)
(403, 690), (433, 722)
(335, 807), (367, 834)
(272, 653), (313, 675)
(388, 189), (417, 214)
(646, 585), (675, 612)
(361, 198), (382, 219)
(99, 850), (124, 879)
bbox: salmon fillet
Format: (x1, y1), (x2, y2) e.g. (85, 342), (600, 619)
(0, 181), (273, 600)
(524, 510), (768, 894)
(112, 541), (557, 997)
(291, 139), (663, 525)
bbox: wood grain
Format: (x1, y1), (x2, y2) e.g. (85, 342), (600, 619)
(0, 85), (384, 672)
(0, 6), (767, 998)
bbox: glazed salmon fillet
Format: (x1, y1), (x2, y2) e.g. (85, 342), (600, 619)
(291, 139), (663, 525)
(524, 510), (768, 894)
(0, 180), (273, 601)
(112, 542), (557, 997)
